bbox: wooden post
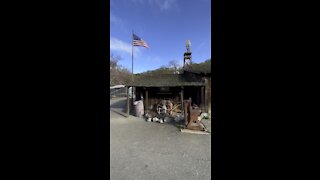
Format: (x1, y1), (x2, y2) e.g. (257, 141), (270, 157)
(201, 86), (205, 112)
(145, 88), (148, 114)
(126, 86), (130, 116)
(181, 87), (184, 115)
(197, 87), (200, 106)
(205, 78), (208, 112)
(136, 87), (140, 100)
(208, 78), (211, 114)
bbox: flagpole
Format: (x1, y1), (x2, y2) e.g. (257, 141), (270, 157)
(132, 30), (134, 104)
(132, 30), (134, 82)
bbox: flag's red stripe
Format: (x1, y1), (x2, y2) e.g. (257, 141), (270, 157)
(133, 39), (149, 48)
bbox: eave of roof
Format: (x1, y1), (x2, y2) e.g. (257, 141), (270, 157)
(126, 74), (205, 87)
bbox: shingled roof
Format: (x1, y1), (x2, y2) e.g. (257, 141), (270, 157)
(184, 61), (211, 74)
(126, 74), (205, 87)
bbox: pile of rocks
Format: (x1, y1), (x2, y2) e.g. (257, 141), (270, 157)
(144, 111), (209, 125)
(145, 113), (172, 124)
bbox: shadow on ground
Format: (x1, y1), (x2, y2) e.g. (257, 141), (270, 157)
(164, 120), (185, 130)
(110, 99), (126, 109)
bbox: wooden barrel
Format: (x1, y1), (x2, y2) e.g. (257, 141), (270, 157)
(134, 100), (144, 118)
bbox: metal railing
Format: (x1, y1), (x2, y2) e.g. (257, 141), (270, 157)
(110, 85), (127, 99)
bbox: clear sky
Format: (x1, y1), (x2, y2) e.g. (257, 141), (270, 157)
(110, 0), (211, 74)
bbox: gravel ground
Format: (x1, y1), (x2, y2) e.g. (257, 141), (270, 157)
(110, 98), (211, 180)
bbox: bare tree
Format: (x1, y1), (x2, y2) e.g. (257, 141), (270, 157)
(168, 60), (179, 69)
(110, 53), (121, 70)
(168, 60), (181, 74)
(110, 53), (119, 85)
(110, 53), (132, 86)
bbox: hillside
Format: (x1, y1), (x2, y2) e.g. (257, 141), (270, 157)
(137, 58), (211, 75)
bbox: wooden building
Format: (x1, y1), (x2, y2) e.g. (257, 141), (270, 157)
(125, 63), (211, 116)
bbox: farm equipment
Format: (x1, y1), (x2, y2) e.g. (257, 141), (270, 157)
(183, 99), (205, 131)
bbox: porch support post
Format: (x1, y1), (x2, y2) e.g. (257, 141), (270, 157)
(145, 88), (149, 112)
(197, 87), (200, 106)
(126, 86), (130, 116)
(205, 79), (208, 112)
(181, 86), (184, 115)
(201, 86), (205, 112)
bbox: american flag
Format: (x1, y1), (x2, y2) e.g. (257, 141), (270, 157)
(133, 33), (149, 48)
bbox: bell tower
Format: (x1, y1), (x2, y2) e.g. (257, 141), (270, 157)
(183, 39), (192, 70)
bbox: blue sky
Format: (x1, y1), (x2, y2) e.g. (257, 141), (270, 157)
(110, 0), (211, 74)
